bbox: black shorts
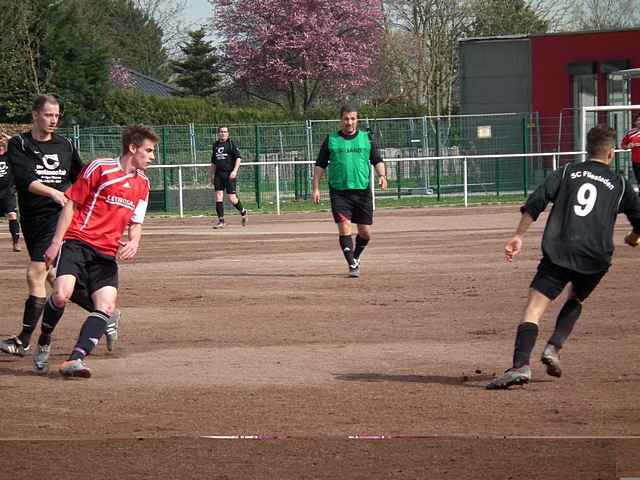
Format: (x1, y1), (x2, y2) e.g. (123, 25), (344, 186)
(329, 188), (373, 225)
(214, 171), (237, 194)
(0, 190), (17, 215)
(55, 239), (118, 294)
(21, 213), (60, 262)
(530, 257), (606, 301)
(632, 163), (640, 189)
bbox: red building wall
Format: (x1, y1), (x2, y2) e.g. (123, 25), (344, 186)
(531, 29), (640, 153)
(531, 29), (640, 115)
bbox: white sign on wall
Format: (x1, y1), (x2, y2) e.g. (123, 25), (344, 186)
(477, 125), (492, 139)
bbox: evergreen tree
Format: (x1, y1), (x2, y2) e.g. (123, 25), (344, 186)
(73, 0), (170, 81)
(0, 0), (109, 124)
(44, 2), (110, 124)
(171, 28), (221, 97)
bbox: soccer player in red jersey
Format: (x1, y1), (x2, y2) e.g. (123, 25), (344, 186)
(34, 125), (158, 378)
(621, 114), (640, 194)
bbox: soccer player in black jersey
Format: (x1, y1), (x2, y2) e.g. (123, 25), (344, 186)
(208, 126), (248, 229)
(0, 135), (21, 252)
(487, 125), (640, 389)
(0, 95), (120, 359)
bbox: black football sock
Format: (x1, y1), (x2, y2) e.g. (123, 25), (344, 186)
(18, 296), (47, 346)
(339, 235), (355, 267)
(548, 298), (582, 349)
(512, 322), (539, 369)
(354, 235), (370, 260)
(70, 287), (94, 312)
(68, 311), (109, 361)
(9, 219), (20, 242)
(38, 296), (65, 346)
(215, 201), (224, 220)
(233, 200), (245, 213)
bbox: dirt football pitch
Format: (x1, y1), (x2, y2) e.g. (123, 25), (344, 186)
(1, 205), (639, 479)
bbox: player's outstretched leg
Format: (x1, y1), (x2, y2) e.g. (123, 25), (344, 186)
(9, 218), (21, 252)
(339, 235), (358, 277)
(541, 298), (582, 378)
(230, 198), (248, 226)
(59, 310), (110, 378)
(214, 200), (225, 229)
(486, 322), (537, 389)
(353, 230), (370, 276)
(69, 286), (120, 352)
(33, 296), (66, 374)
(353, 234), (369, 263)
(105, 310), (121, 352)
(0, 295), (47, 357)
(487, 288), (552, 390)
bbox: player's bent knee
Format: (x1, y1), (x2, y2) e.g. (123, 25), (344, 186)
(51, 291), (71, 309)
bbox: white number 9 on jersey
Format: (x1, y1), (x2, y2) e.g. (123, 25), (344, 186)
(573, 183), (597, 217)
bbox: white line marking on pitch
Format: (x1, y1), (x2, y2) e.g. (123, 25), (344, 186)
(200, 434), (640, 440)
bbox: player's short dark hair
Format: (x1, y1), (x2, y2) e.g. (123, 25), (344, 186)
(32, 94), (59, 113)
(340, 104), (359, 117)
(217, 126), (229, 132)
(122, 125), (160, 154)
(587, 124), (616, 158)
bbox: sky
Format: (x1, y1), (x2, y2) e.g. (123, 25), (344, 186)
(182, 0), (213, 27)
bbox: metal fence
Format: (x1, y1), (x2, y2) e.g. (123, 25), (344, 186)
(58, 112), (638, 213)
(62, 113), (536, 165)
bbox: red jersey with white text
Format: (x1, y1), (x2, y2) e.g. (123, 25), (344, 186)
(622, 128), (640, 164)
(64, 158), (150, 256)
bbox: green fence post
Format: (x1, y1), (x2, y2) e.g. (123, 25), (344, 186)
(162, 127), (168, 212)
(435, 118), (441, 201)
(522, 117), (528, 198)
(496, 158), (501, 197)
(397, 160), (401, 200)
(254, 124), (262, 208)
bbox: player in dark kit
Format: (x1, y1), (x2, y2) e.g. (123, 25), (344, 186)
(0, 95), (120, 358)
(487, 125), (640, 389)
(0, 134), (21, 252)
(208, 126), (248, 229)
(312, 105), (387, 277)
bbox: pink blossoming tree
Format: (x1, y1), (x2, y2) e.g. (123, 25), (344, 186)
(212, 0), (383, 115)
(110, 62), (134, 89)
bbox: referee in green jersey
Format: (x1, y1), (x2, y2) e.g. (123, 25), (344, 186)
(312, 105), (387, 277)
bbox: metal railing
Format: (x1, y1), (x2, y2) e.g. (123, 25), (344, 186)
(145, 149), (635, 217)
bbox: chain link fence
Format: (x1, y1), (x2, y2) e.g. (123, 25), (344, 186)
(57, 111), (637, 213)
